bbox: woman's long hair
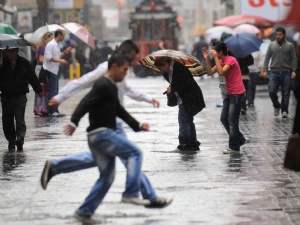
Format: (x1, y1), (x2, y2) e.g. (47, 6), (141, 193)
(37, 32), (53, 49)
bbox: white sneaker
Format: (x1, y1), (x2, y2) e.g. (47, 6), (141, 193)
(121, 197), (150, 205)
(50, 112), (65, 117)
(282, 112), (288, 118)
(223, 148), (240, 154)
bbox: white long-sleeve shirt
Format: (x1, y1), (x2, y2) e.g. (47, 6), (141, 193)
(43, 39), (61, 75)
(54, 61), (153, 123)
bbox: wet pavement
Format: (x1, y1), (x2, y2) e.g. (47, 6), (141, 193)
(0, 76), (299, 225)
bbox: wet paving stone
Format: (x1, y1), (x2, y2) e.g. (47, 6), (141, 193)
(0, 76), (299, 224)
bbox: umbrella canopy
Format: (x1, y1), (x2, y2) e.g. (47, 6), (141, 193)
(0, 23), (18, 35)
(206, 26), (234, 35)
(233, 24), (260, 34)
(61, 22), (95, 49)
(224, 33), (263, 58)
(0, 33), (31, 50)
(214, 14), (275, 28)
(28, 24), (65, 44)
(139, 50), (207, 76)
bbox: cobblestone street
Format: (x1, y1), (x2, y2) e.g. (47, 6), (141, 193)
(0, 76), (299, 225)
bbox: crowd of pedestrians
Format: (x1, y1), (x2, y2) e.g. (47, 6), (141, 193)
(0, 25), (299, 223)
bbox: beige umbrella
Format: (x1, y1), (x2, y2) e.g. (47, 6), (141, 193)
(139, 50), (207, 77)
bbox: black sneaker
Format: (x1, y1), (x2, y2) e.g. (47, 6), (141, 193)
(41, 160), (53, 190)
(74, 212), (97, 224)
(177, 144), (194, 151)
(15, 140), (23, 151)
(145, 196), (173, 208)
(191, 141), (201, 151)
(8, 142), (15, 151)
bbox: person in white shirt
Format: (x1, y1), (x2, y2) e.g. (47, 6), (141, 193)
(41, 40), (171, 208)
(248, 51), (264, 107)
(43, 29), (71, 117)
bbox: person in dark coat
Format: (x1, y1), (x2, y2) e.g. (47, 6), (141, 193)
(0, 47), (42, 151)
(154, 57), (206, 151)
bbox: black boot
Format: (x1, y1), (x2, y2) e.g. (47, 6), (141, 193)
(15, 139), (24, 151)
(8, 142), (15, 151)
(191, 140), (201, 151)
(177, 138), (192, 151)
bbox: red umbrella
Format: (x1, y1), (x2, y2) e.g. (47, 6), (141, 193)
(61, 22), (95, 49)
(282, 0), (300, 28)
(213, 14), (275, 28)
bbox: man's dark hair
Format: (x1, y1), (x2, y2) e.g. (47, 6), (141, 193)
(108, 52), (130, 69)
(275, 26), (286, 35)
(54, 29), (64, 38)
(154, 57), (172, 67)
(117, 39), (139, 54)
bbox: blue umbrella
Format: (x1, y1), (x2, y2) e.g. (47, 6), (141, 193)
(224, 33), (263, 58)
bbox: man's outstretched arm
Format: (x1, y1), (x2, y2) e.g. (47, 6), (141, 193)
(49, 61), (108, 107)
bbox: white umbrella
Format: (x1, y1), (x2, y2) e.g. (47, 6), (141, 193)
(205, 26), (234, 35)
(61, 22), (95, 49)
(233, 24), (260, 34)
(28, 24), (65, 44)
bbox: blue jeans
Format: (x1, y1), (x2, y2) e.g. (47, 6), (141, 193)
(220, 94), (245, 151)
(50, 123), (157, 210)
(48, 72), (59, 114)
(178, 104), (197, 143)
(268, 71), (291, 113)
(248, 72), (258, 105)
(76, 128), (145, 217)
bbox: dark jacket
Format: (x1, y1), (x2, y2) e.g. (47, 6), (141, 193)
(163, 61), (205, 116)
(0, 55), (42, 96)
(71, 76), (141, 132)
(236, 54), (254, 75)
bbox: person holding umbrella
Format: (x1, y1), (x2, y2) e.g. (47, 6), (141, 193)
(153, 56), (205, 151)
(33, 32), (53, 116)
(202, 42), (246, 154)
(0, 47), (42, 151)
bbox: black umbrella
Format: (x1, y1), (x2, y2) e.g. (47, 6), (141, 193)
(0, 33), (31, 50)
(0, 33), (31, 58)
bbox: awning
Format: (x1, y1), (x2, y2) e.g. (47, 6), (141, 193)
(0, 4), (17, 15)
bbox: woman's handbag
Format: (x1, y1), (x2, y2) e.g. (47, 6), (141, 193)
(284, 135), (300, 171)
(38, 67), (50, 84)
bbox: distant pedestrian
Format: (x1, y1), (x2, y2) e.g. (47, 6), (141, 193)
(43, 29), (71, 117)
(202, 42), (247, 154)
(263, 26), (297, 118)
(248, 50), (264, 107)
(0, 47), (42, 151)
(33, 32), (53, 116)
(154, 57), (205, 151)
(235, 54), (254, 115)
(42, 53), (172, 223)
(192, 35), (208, 65)
(99, 41), (113, 63)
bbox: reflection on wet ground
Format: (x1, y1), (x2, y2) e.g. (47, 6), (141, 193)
(2, 151), (26, 175)
(0, 78), (299, 224)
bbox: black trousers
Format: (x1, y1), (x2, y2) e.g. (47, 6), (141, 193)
(1, 94), (27, 143)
